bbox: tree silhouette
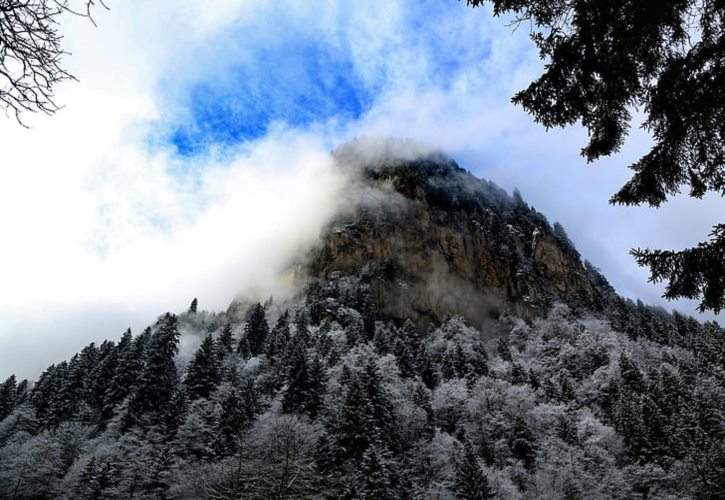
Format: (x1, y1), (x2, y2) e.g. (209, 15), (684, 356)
(467, 0), (725, 312)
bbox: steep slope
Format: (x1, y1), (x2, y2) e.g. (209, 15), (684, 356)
(2, 140), (725, 499)
(302, 138), (593, 329)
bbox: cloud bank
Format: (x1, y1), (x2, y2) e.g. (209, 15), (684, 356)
(0, 0), (720, 378)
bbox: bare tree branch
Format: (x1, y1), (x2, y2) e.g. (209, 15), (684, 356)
(0, 0), (109, 125)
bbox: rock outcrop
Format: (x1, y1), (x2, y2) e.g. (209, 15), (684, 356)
(299, 139), (594, 329)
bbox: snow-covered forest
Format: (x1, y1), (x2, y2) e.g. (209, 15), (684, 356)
(1, 276), (724, 499)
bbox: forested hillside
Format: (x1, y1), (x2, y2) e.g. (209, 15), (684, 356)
(1, 294), (724, 499)
(1, 148), (724, 499)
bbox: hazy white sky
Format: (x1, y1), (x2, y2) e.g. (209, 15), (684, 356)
(0, 0), (720, 379)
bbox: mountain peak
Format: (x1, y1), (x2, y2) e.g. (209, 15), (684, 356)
(299, 140), (594, 329)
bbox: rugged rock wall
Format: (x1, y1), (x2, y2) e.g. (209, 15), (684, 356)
(301, 142), (593, 329)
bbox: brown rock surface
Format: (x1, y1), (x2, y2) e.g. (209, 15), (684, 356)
(299, 149), (593, 329)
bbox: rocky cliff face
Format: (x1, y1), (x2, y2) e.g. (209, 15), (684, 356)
(299, 139), (594, 329)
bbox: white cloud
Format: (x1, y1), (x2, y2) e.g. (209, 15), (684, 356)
(0, 0), (720, 379)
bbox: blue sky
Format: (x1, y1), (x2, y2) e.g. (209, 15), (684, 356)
(157, 0), (495, 156)
(0, 0), (721, 379)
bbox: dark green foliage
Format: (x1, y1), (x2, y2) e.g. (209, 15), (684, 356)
(510, 363), (526, 385)
(244, 303), (268, 356)
(14, 378), (28, 407)
(557, 414), (578, 446)
(101, 329), (144, 422)
(632, 225), (725, 313)
(559, 373), (576, 402)
(553, 222), (581, 262)
(393, 320), (419, 377)
(188, 298), (198, 314)
(266, 311), (290, 361)
(216, 323), (235, 357)
(470, 343), (489, 377)
(411, 382), (434, 427)
(124, 314), (180, 430)
(467, 0), (725, 312)
(85, 340), (117, 421)
(282, 348), (326, 419)
(184, 334), (220, 400)
(30, 362), (65, 426)
(509, 416), (537, 472)
(334, 356), (396, 460)
(78, 456), (117, 499)
(52, 344), (98, 423)
(415, 345), (438, 389)
(237, 334), (251, 359)
(618, 353), (645, 393)
(454, 442), (495, 499)
(496, 336), (512, 362)
(349, 441), (400, 499)
(212, 379), (258, 457)
(293, 309), (310, 347)
(213, 390), (245, 456)
(0, 375), (17, 421)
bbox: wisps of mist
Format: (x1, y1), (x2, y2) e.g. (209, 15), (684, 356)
(0, 130), (351, 380)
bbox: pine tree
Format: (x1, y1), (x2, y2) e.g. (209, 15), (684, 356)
(350, 441), (400, 499)
(557, 414), (578, 445)
(184, 333), (220, 400)
(560, 373), (577, 402)
(393, 320), (419, 378)
(415, 345), (438, 389)
(0, 374), (18, 421)
(496, 337), (512, 362)
(42, 360), (71, 426)
(613, 393), (649, 461)
(216, 323), (235, 357)
(244, 303), (269, 356)
(124, 314), (181, 430)
(509, 416), (537, 471)
(373, 323), (395, 354)
(30, 362), (65, 426)
(441, 349), (458, 380)
(237, 334), (251, 359)
(411, 381), (434, 430)
(452, 343), (469, 378)
(174, 398), (217, 461)
(213, 380), (258, 456)
(335, 356), (396, 459)
(553, 222), (581, 261)
(470, 342), (489, 377)
(101, 329), (144, 423)
(54, 343), (98, 423)
(293, 309), (311, 348)
(77, 456), (117, 499)
(511, 363), (527, 385)
(619, 353), (645, 393)
(266, 311), (290, 362)
(188, 298), (198, 314)
(15, 378), (29, 406)
(240, 378), (258, 425)
(214, 389), (245, 456)
(454, 442), (495, 500)
(282, 348), (326, 419)
(84, 340), (118, 420)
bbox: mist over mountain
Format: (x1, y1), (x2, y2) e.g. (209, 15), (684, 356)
(1, 140), (724, 499)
